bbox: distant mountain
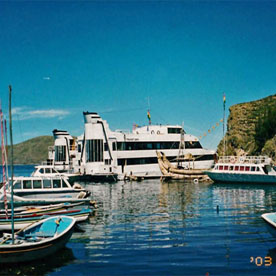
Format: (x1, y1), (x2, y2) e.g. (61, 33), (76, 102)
(1, 136), (54, 165)
(217, 94), (276, 162)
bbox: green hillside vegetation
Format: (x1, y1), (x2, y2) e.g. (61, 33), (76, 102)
(1, 136), (54, 165)
(254, 104), (276, 154)
(217, 94), (276, 161)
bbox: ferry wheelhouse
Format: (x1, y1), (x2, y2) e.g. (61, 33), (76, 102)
(47, 112), (216, 180)
(205, 156), (276, 184)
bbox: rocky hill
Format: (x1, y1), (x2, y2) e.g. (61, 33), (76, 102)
(217, 94), (276, 161)
(2, 136), (54, 165)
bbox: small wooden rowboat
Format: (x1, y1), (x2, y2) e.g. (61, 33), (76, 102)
(0, 215), (76, 263)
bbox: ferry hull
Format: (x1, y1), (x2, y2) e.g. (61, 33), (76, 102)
(206, 171), (276, 184)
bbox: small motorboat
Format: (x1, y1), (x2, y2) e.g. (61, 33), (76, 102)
(0, 176), (92, 208)
(0, 215), (76, 263)
(31, 165), (83, 184)
(205, 155), (276, 184)
(7, 175), (90, 199)
(261, 213), (276, 238)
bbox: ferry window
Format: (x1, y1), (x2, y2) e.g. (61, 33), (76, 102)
(70, 139), (74, 150)
(53, 179), (61, 188)
(263, 166), (269, 174)
(105, 159), (111, 165)
(234, 166), (239, 171)
(245, 166), (250, 171)
(224, 166), (229, 170)
(168, 128), (181, 134)
(62, 179), (68, 188)
(229, 166), (234, 171)
(185, 141), (202, 149)
(251, 167), (256, 172)
(86, 139), (104, 162)
(112, 142), (117, 151)
(39, 168), (43, 174)
(256, 167), (260, 171)
(23, 180), (32, 189)
(240, 166), (245, 171)
(104, 143), (108, 152)
(43, 179), (51, 189)
(78, 144), (82, 153)
(14, 181), (21, 189)
(45, 168), (51, 174)
(33, 180), (42, 189)
(55, 145), (66, 162)
(146, 143), (153, 149)
(219, 165), (223, 170)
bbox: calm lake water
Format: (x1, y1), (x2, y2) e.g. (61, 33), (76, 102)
(1, 165), (276, 275)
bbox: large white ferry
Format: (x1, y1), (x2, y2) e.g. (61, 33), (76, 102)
(46, 112), (216, 180)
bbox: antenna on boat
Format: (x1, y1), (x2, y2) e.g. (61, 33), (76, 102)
(9, 85), (15, 244)
(177, 122), (185, 167)
(223, 93), (226, 156)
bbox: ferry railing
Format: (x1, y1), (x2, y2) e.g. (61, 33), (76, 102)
(40, 161), (75, 173)
(218, 156), (271, 164)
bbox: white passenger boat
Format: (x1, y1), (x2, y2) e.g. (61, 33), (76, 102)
(205, 156), (276, 184)
(31, 165), (82, 184)
(46, 112), (216, 180)
(0, 176), (91, 202)
(31, 165), (63, 177)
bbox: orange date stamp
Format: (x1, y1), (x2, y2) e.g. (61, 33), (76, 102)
(250, 256), (272, 266)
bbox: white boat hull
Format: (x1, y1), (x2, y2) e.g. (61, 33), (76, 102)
(206, 171), (276, 184)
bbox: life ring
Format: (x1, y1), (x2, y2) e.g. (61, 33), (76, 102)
(193, 178), (199, 184)
(239, 156), (245, 163)
(230, 157), (236, 164)
(151, 130), (155, 134)
(157, 130), (160, 134)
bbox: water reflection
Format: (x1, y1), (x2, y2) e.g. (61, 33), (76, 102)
(211, 183), (276, 216)
(83, 180), (209, 226)
(0, 246), (75, 275)
(2, 166), (276, 275)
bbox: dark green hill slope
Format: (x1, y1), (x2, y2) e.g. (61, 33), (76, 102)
(217, 94), (276, 161)
(2, 136), (54, 165)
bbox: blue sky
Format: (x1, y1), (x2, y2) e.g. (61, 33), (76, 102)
(0, 1), (276, 150)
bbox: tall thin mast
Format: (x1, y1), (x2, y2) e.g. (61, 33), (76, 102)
(4, 119), (9, 182)
(9, 85), (15, 243)
(223, 93), (226, 156)
(0, 102), (8, 219)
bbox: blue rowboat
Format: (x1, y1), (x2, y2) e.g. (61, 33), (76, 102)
(0, 215), (76, 263)
(0, 208), (91, 231)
